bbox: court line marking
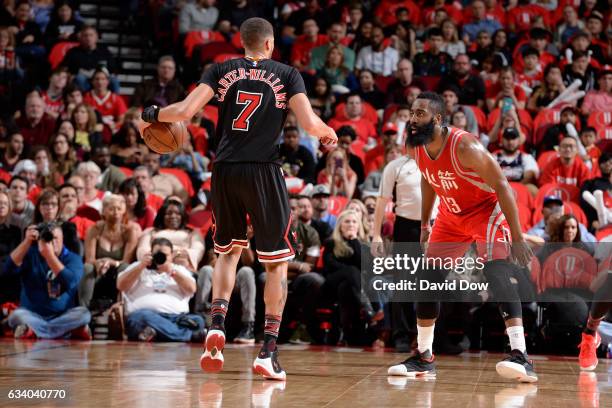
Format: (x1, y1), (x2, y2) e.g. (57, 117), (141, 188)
(0, 342), (72, 358)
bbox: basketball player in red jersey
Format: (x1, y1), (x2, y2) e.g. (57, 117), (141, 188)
(387, 92), (538, 382)
(138, 18), (337, 381)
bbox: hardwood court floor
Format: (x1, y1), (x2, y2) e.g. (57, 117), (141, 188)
(0, 339), (610, 408)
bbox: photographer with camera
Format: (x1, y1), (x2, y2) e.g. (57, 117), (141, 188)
(117, 237), (205, 342)
(1, 222), (90, 339)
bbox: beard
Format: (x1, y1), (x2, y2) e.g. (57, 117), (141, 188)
(406, 119), (436, 147)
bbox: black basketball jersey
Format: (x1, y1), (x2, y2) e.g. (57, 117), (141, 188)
(199, 58), (306, 163)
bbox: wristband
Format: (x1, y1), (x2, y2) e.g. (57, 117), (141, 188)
(142, 105), (160, 123)
(421, 225), (431, 231)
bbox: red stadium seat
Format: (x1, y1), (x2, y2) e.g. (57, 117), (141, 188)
(328, 196), (348, 216)
(535, 182), (580, 206)
(184, 30), (225, 58)
(538, 247), (598, 293)
(199, 41), (237, 64)
(159, 168), (195, 197)
(48, 41), (78, 70)
(466, 105), (487, 133)
(231, 32), (244, 51)
(509, 181), (534, 210)
(596, 225), (612, 241)
(587, 111), (612, 144)
(565, 202), (588, 226)
(202, 104), (219, 129)
(374, 75), (394, 93)
(213, 53), (243, 63)
(77, 205), (101, 222)
(188, 209), (213, 236)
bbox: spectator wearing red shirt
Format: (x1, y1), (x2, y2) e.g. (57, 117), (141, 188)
(328, 93), (377, 145)
(486, 66), (527, 112)
(290, 19), (327, 71)
(16, 93), (56, 147)
(581, 67), (612, 115)
(422, 1), (464, 27)
(375, 0), (420, 27)
(386, 59), (426, 104)
(84, 67), (127, 134)
(41, 67), (68, 119)
(516, 47), (544, 93)
(539, 136), (591, 188)
(507, 0), (550, 34)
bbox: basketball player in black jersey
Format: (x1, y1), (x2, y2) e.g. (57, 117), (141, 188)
(138, 18), (337, 381)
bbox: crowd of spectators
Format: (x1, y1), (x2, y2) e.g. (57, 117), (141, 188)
(0, 0), (610, 353)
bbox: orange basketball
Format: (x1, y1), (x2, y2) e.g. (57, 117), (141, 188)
(142, 122), (188, 154)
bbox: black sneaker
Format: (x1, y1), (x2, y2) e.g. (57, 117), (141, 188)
(387, 350), (436, 378)
(138, 326), (156, 342)
(496, 349), (538, 383)
(234, 321), (255, 344)
(253, 348), (286, 380)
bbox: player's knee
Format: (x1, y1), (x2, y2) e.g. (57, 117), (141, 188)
(416, 302), (440, 320)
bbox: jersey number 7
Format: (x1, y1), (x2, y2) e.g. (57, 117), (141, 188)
(232, 91), (263, 131)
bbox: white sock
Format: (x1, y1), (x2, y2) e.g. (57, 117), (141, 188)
(507, 326), (526, 353)
(417, 324), (435, 353)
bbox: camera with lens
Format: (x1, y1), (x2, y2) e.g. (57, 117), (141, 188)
(151, 251), (167, 269)
(37, 222), (55, 242)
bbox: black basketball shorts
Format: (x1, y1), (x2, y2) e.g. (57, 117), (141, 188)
(210, 162), (297, 263)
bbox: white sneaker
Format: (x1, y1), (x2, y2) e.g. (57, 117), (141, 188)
(253, 349), (286, 381)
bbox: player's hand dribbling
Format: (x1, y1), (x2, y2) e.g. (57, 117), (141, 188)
(510, 239), (533, 268)
(319, 126), (337, 146)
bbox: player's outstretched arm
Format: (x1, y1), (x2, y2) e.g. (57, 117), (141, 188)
(457, 138), (533, 266)
(289, 93), (337, 146)
(138, 83), (215, 134)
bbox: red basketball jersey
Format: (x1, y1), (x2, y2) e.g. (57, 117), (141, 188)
(413, 127), (498, 216)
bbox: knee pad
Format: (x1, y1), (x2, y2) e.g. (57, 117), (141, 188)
(483, 260), (522, 320)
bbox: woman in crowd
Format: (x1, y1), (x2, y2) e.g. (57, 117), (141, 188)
(118, 177), (155, 230)
(317, 46), (357, 92)
(71, 103), (102, 156)
(75, 161), (104, 213)
(440, 19), (465, 59)
(317, 148), (357, 198)
(49, 132), (77, 178)
(320, 210), (376, 345)
(31, 145), (63, 191)
(110, 122), (148, 168)
(80, 194), (141, 310)
(309, 77), (335, 122)
(136, 198), (204, 274)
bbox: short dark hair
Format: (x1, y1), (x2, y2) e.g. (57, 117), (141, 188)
(416, 92), (445, 116)
(240, 17), (274, 50)
(337, 125), (356, 141)
(9, 175), (29, 188)
(522, 46), (540, 59)
(283, 126), (299, 134)
(427, 27), (443, 39)
(151, 237), (173, 251)
(580, 126), (597, 135)
(573, 50), (589, 60)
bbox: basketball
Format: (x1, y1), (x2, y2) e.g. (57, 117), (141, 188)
(142, 122), (188, 154)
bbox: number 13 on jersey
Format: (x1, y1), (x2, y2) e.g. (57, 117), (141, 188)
(232, 90), (263, 131)
(440, 196), (461, 213)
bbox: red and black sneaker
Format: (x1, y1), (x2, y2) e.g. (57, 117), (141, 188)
(253, 348), (286, 381)
(387, 349), (436, 378)
(496, 349), (538, 383)
(200, 329), (226, 373)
